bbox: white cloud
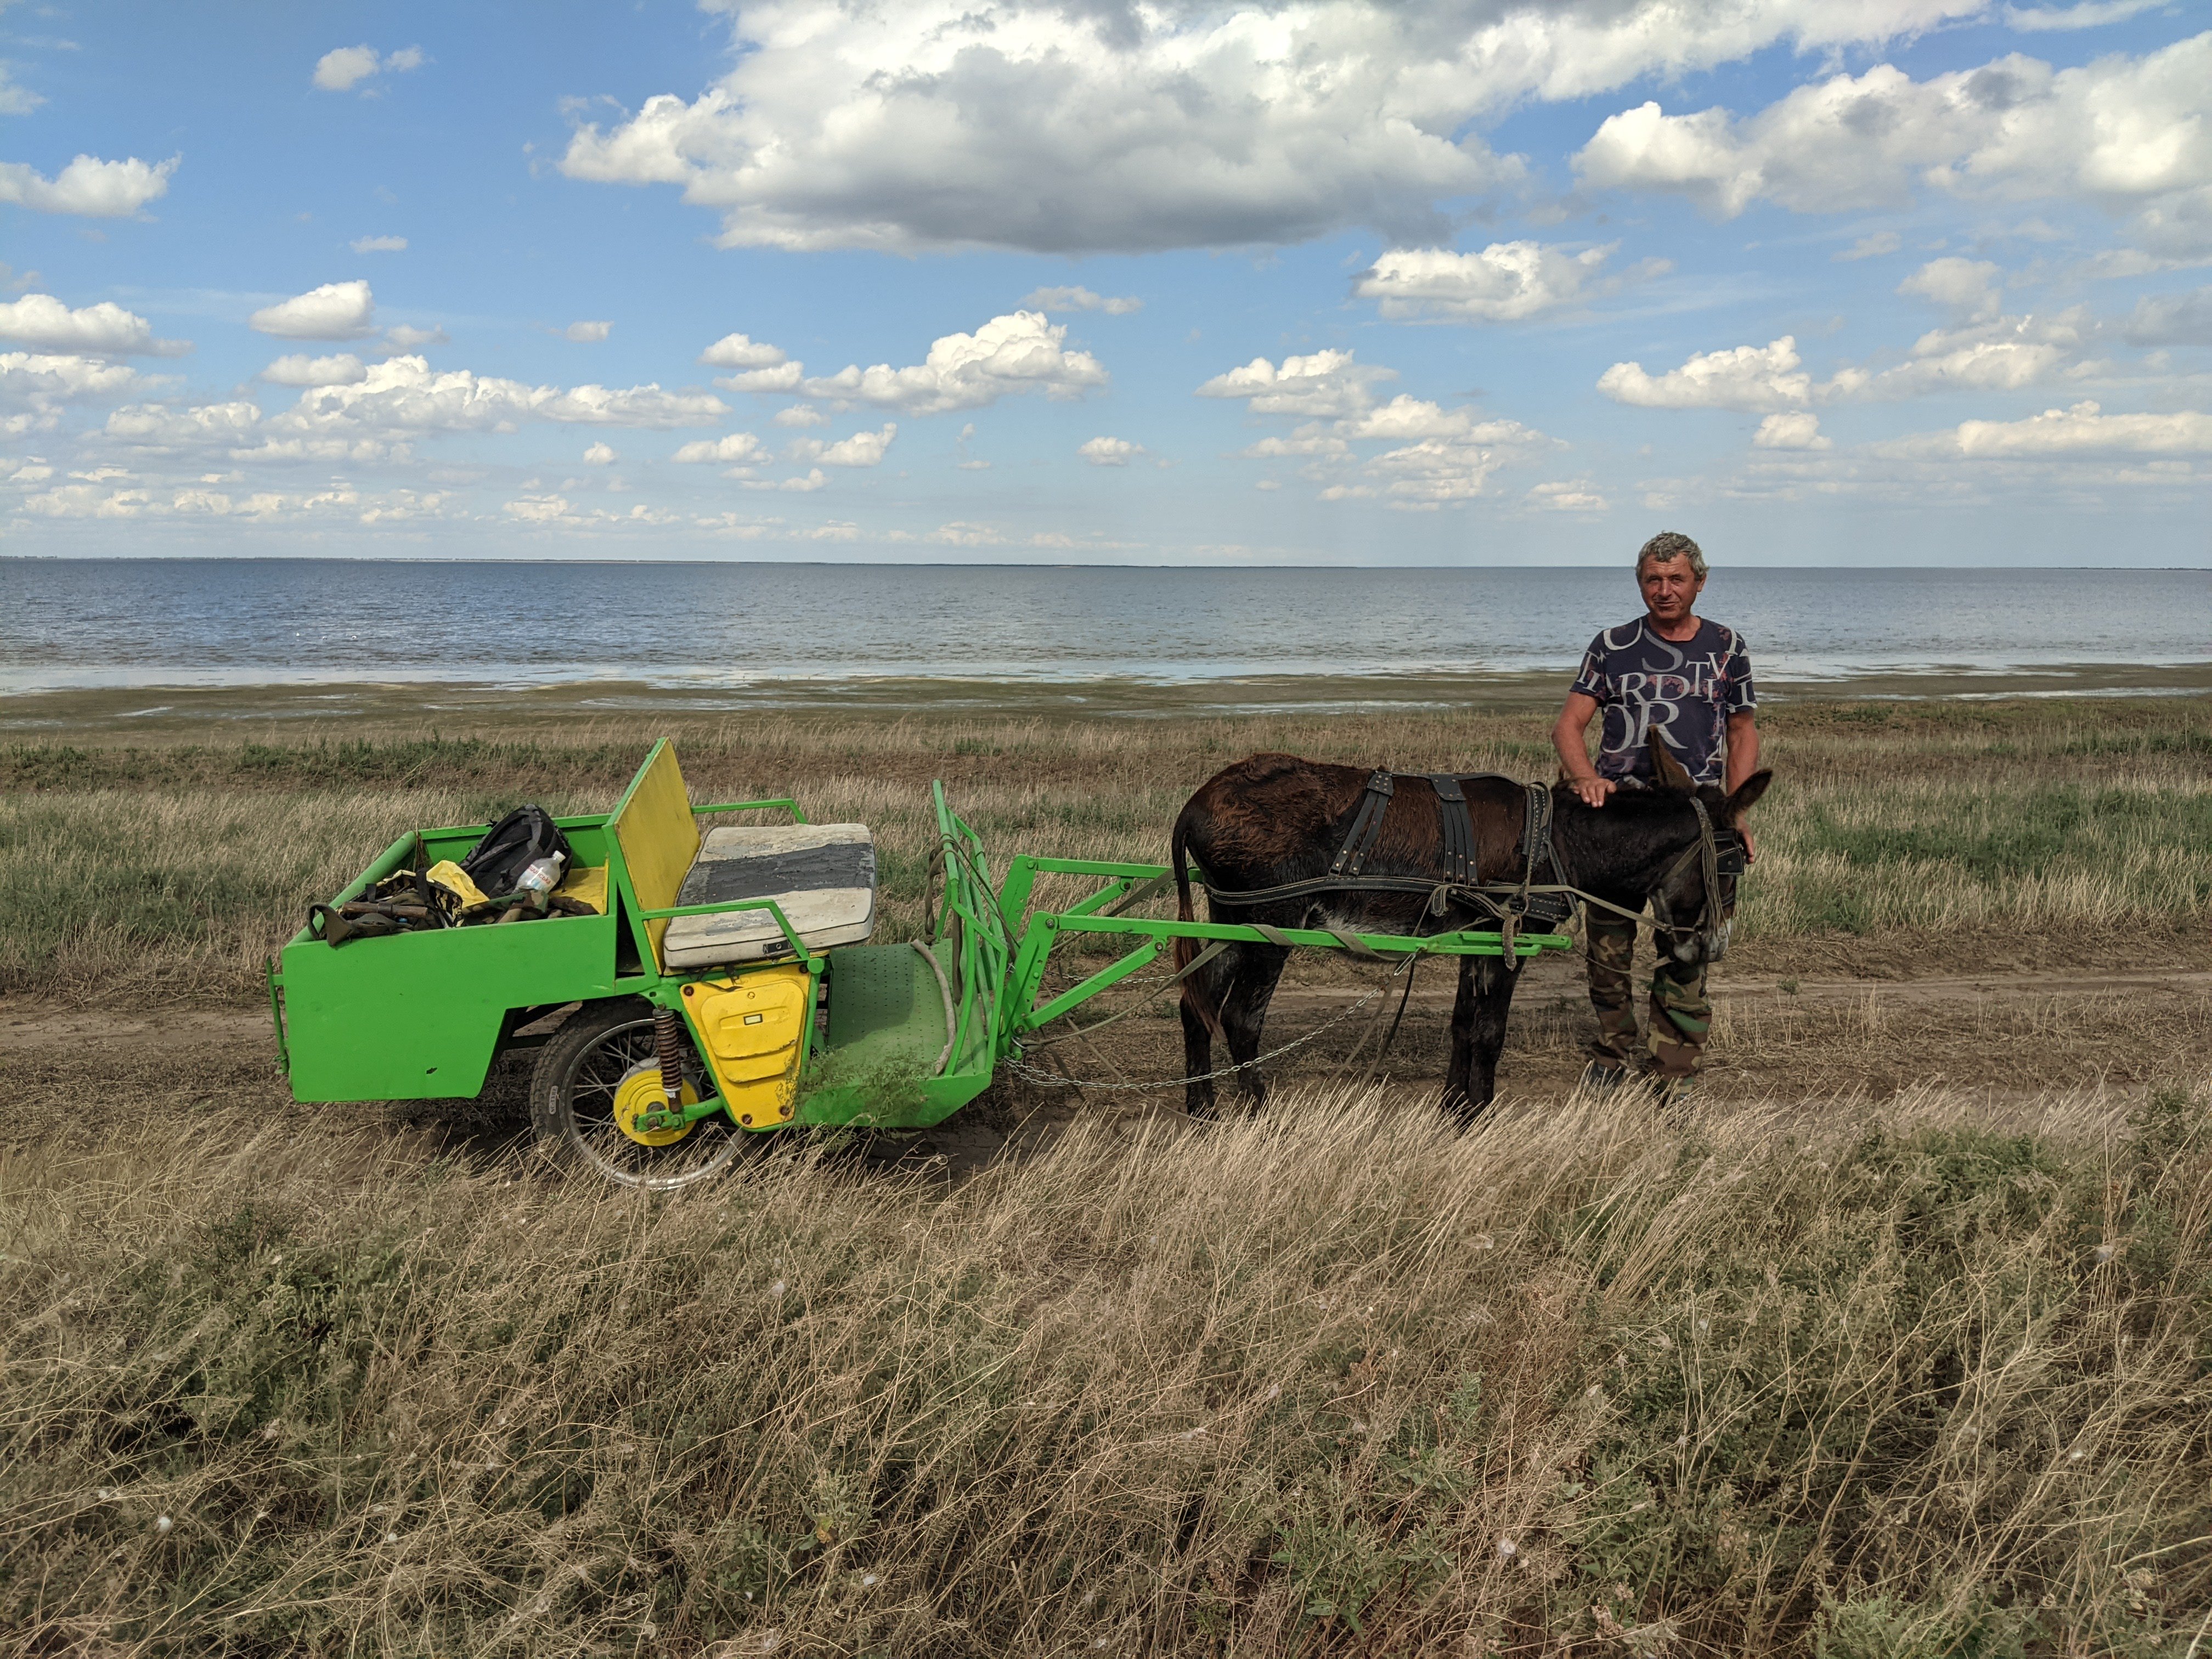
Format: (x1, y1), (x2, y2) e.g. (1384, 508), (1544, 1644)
(701, 334), (806, 392)
(351, 235), (407, 253)
(1888, 399), (2212, 458)
(2004, 0), (2164, 31)
(1221, 384), (1551, 509)
(797, 312), (1105, 415)
(673, 432), (766, 464)
(1898, 256), (2003, 320)
(720, 362), (804, 393)
(313, 45), (424, 93)
(1835, 230), (1903, 261)
(0, 294), (186, 356)
(100, 400), (262, 450)
(1329, 397), (1449, 442)
(1078, 435), (1144, 466)
(1599, 310), (2090, 413)
(563, 320), (612, 342)
(790, 422), (896, 466)
(0, 153), (177, 217)
(1352, 241), (1662, 323)
(699, 332), (787, 369)
(1526, 480), (1611, 511)
(0, 352), (148, 428)
(250, 280), (377, 341)
(380, 323), (448, 353)
(2121, 286), (2212, 345)
(1363, 423), (1548, 506)
(272, 354), (727, 436)
(1022, 286), (1142, 315)
(773, 404), (828, 427)
(1835, 312), (2083, 399)
(1574, 33), (2212, 248)
(260, 353), (368, 387)
(1238, 433), (1351, 460)
(1753, 411), (1831, 449)
(505, 493), (571, 523)
(0, 64), (46, 116)
(557, 1), (1987, 255)
(583, 441), (618, 465)
(1598, 336), (1813, 410)
(313, 46), (381, 92)
(1195, 348), (1395, 417)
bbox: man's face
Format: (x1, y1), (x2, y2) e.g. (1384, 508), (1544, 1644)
(1639, 556), (1705, 625)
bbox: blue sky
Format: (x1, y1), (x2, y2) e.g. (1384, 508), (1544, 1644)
(1, 0), (2207, 565)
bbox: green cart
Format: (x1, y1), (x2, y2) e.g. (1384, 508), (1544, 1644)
(269, 741), (1571, 1188)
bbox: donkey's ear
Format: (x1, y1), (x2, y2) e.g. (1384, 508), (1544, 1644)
(1649, 728), (1695, 794)
(1725, 769), (1774, 820)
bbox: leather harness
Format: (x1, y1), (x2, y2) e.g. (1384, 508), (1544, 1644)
(1202, 770), (1577, 939)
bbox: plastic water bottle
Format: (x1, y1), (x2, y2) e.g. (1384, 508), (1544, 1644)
(515, 853), (566, 896)
(496, 852), (567, 922)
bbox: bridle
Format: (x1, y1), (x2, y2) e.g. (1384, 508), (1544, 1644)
(1647, 795), (1746, 963)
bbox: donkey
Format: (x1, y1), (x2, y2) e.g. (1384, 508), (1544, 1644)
(1170, 730), (1772, 1120)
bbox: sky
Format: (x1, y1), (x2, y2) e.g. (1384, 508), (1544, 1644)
(1, 0), (2208, 566)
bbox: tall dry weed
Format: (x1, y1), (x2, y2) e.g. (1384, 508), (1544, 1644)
(5, 1080), (2208, 1654)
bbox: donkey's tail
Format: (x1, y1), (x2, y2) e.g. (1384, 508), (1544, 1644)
(1171, 811), (1227, 1043)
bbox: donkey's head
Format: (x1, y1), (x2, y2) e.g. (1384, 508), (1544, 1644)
(1644, 729), (1772, 964)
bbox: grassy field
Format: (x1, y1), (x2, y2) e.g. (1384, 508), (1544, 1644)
(5, 1081), (2209, 1655)
(2, 696), (2209, 997)
(4, 693), (2211, 1655)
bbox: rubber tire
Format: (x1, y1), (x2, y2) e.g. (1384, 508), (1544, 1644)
(528, 996), (747, 1190)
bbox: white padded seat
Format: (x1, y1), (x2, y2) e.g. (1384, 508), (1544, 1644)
(661, 823), (877, 970)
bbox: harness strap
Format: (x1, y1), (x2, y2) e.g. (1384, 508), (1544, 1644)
(1329, 769), (1396, 877)
(1520, 781), (1553, 883)
(1426, 774), (1477, 885)
(1198, 773), (1684, 938)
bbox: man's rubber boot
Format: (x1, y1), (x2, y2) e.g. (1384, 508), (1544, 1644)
(1581, 1060), (1633, 1096)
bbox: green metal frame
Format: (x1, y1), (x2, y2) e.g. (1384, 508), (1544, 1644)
(927, 783), (1571, 1085)
(269, 745), (1572, 1148)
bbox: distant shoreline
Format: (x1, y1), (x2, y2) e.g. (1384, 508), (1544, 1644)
(6, 664), (2210, 739)
(4, 554), (2210, 572)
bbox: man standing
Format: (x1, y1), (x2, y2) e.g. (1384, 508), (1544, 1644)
(1551, 531), (1758, 1099)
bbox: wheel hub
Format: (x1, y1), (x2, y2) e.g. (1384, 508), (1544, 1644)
(613, 1063), (699, 1147)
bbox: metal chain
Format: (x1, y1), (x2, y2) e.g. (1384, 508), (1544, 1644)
(1006, 966), (1405, 1094)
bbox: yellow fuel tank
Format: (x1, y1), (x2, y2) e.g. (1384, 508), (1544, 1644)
(681, 964), (812, 1128)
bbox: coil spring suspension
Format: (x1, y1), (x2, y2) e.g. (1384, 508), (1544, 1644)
(654, 1007), (686, 1105)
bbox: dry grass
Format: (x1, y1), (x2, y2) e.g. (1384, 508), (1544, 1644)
(3, 697), (2209, 997)
(4, 1077), (2209, 1656)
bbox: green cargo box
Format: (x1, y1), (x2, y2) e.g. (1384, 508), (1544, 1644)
(270, 740), (997, 1132)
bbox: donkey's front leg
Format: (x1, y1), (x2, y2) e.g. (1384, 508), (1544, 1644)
(1442, 955), (1520, 1126)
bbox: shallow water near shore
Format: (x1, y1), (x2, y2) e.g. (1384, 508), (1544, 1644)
(5, 559), (2207, 708)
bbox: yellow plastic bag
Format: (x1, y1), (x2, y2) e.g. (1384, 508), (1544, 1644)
(426, 860), (490, 909)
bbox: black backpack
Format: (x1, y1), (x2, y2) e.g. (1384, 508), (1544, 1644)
(460, 805), (572, 898)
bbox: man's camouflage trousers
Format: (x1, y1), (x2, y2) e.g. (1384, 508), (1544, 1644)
(1584, 910), (1709, 1080)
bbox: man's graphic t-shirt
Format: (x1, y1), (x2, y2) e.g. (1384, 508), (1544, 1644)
(1571, 617), (1756, 786)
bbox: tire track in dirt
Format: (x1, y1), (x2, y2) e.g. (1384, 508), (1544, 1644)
(6, 968), (2208, 1053)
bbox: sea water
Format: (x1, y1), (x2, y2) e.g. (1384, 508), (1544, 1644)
(2, 558), (2205, 695)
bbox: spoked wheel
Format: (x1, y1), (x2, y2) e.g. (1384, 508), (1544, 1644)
(529, 997), (754, 1190)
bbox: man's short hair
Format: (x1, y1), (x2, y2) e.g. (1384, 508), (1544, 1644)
(1637, 530), (1707, 579)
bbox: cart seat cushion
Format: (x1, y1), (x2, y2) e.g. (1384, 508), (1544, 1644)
(662, 824), (877, 969)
